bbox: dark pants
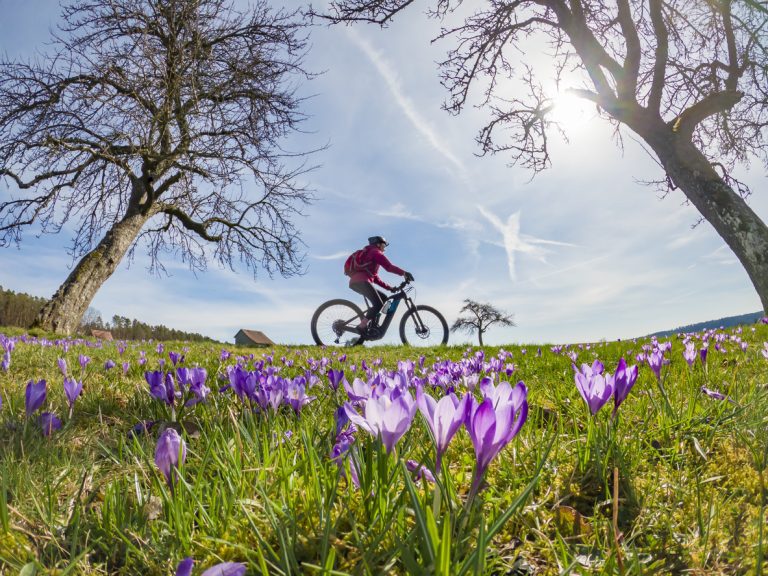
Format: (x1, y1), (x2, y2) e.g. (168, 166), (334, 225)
(350, 282), (388, 322)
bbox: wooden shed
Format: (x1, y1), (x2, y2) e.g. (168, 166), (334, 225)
(234, 329), (275, 347)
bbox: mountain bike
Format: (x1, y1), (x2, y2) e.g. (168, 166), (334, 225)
(310, 280), (449, 347)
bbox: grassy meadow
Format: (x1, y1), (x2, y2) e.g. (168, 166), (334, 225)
(0, 323), (767, 575)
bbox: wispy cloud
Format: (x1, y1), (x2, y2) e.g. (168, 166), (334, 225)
(478, 206), (576, 281)
(372, 202), (423, 221)
(524, 254), (610, 283)
(347, 28), (471, 185)
(702, 244), (738, 265)
(312, 251), (350, 261)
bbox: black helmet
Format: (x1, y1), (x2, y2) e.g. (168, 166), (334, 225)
(368, 235), (389, 246)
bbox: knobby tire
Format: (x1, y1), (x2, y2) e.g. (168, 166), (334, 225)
(399, 304), (449, 346)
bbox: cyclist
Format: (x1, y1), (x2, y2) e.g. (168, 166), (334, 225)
(346, 236), (414, 330)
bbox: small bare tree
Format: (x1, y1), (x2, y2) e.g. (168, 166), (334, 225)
(0, 0), (314, 334)
(451, 299), (516, 346)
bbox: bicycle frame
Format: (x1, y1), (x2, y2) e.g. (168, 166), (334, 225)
(352, 283), (423, 341)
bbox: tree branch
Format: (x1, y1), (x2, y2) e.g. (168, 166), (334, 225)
(673, 89), (744, 138)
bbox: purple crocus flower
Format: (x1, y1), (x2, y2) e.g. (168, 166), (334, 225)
(1, 351), (10, 371)
(155, 428), (186, 487)
(265, 377), (284, 413)
(25, 379), (47, 416)
(466, 382), (528, 499)
(416, 386), (470, 471)
(178, 558), (248, 576)
(331, 429), (356, 463)
(185, 367), (210, 406)
(39, 412), (62, 436)
(169, 351), (185, 366)
(648, 350), (664, 380)
(285, 380), (314, 414)
(331, 431), (360, 489)
(700, 386), (727, 401)
(176, 557), (194, 576)
(344, 377), (373, 403)
(699, 346), (708, 366)
(406, 459), (436, 484)
(334, 405), (352, 436)
(78, 354), (90, 371)
(200, 563), (246, 576)
(612, 358), (638, 418)
(63, 377), (83, 411)
(145, 370), (176, 406)
(343, 390), (416, 453)
(227, 365), (257, 401)
(683, 343), (697, 367)
(175, 367), (190, 394)
(104, 359), (116, 371)
(57, 358), (68, 376)
(327, 369), (345, 392)
(573, 361), (614, 415)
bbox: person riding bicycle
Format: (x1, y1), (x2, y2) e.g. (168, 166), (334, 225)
(346, 236), (414, 330)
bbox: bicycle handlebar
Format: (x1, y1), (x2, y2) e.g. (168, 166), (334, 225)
(393, 278), (412, 292)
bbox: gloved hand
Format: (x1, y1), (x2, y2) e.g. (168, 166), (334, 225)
(404, 271), (414, 282)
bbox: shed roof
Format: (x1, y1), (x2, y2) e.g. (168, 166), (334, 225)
(235, 329), (275, 346)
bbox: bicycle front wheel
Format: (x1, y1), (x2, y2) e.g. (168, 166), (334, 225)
(399, 305), (449, 347)
(311, 299), (366, 347)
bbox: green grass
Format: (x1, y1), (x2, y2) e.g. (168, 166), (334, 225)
(0, 326), (767, 575)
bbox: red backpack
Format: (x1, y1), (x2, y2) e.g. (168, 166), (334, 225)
(344, 248), (375, 277)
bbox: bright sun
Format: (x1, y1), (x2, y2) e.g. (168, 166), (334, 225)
(548, 91), (595, 132)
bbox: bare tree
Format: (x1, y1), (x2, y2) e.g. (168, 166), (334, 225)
(318, 0), (768, 314)
(451, 299), (516, 346)
(0, 0), (315, 334)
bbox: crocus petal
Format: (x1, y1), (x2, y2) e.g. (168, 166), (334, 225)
(155, 428), (186, 486)
(176, 557), (194, 576)
(25, 379), (47, 416)
(39, 412), (62, 436)
(343, 402), (377, 436)
(200, 562), (247, 576)
(700, 386), (726, 401)
(468, 398), (499, 472)
(63, 377), (83, 408)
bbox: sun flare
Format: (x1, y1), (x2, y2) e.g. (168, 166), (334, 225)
(548, 91), (595, 132)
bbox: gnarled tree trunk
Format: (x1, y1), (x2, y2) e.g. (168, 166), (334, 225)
(646, 128), (768, 313)
(33, 206), (155, 334)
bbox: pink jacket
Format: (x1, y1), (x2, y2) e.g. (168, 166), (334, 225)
(348, 245), (406, 290)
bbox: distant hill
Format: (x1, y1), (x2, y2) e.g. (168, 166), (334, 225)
(648, 311), (765, 338)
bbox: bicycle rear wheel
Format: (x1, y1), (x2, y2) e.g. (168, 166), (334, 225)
(311, 299), (366, 347)
(399, 305), (449, 347)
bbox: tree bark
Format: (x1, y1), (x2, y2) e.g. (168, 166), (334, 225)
(33, 206), (155, 335)
(644, 127), (768, 314)
(478, 330), (484, 347)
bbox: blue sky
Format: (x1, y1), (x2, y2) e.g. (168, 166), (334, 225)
(0, 1), (765, 345)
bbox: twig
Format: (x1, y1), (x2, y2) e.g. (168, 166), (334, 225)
(613, 466), (625, 574)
